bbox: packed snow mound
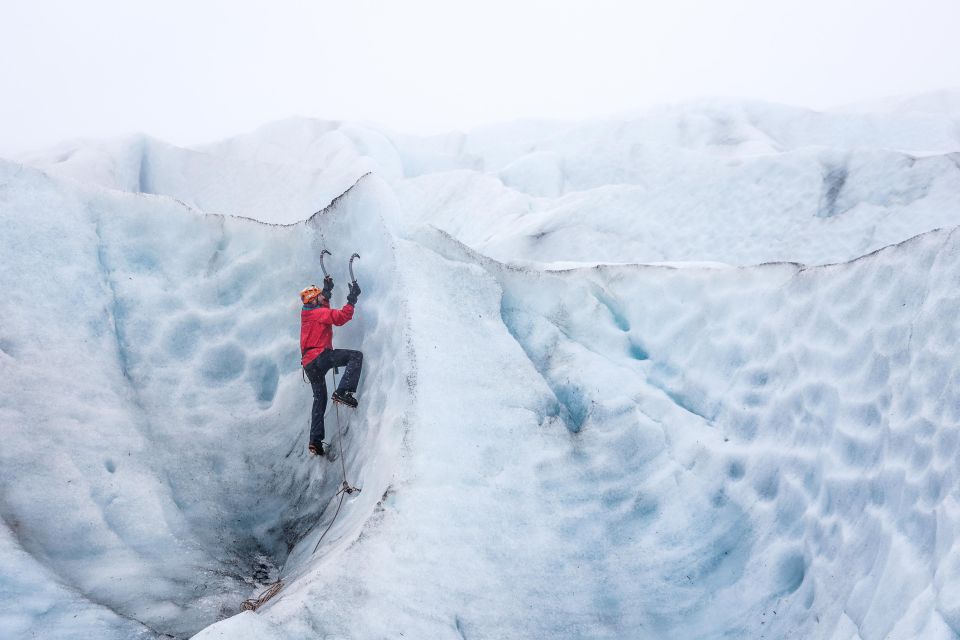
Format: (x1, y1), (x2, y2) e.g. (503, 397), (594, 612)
(196, 99), (960, 181)
(396, 149), (960, 265)
(4, 94), (960, 639)
(19, 133), (373, 224)
(27, 99), (960, 266)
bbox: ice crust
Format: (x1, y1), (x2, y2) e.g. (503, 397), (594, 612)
(3, 97), (960, 639)
(19, 131), (373, 224)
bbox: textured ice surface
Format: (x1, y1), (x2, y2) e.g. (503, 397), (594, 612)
(4, 95), (960, 639)
(24, 99), (960, 265)
(0, 160), (409, 637)
(19, 132), (373, 224)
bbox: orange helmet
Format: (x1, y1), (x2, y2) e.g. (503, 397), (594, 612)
(300, 285), (323, 305)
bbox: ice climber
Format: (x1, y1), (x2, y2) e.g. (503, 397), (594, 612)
(300, 275), (363, 456)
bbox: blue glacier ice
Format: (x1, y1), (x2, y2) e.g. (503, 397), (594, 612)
(3, 93), (960, 639)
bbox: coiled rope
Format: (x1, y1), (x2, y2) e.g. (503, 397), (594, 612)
(240, 580), (283, 612)
(240, 367), (360, 612)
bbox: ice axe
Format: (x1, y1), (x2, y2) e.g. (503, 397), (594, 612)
(348, 253), (360, 285)
(319, 248), (337, 373)
(320, 249), (332, 278)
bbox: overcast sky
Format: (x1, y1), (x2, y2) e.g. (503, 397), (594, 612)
(1, 0), (958, 155)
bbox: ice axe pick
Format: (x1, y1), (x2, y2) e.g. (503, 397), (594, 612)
(349, 253), (360, 285)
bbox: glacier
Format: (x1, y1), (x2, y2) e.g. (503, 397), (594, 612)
(2, 93), (960, 639)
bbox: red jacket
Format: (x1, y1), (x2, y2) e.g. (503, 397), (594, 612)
(300, 302), (355, 366)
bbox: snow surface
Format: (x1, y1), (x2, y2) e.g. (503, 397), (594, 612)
(3, 96), (960, 639)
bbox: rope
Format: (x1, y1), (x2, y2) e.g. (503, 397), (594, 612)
(240, 580), (283, 612)
(242, 366), (361, 612)
(310, 481), (348, 555)
(336, 391), (348, 481)
(313, 367), (360, 554)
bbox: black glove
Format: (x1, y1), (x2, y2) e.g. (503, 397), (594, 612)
(321, 276), (334, 300)
(346, 282), (361, 305)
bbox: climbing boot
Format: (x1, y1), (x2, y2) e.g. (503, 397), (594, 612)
(308, 442), (325, 456)
(332, 390), (358, 408)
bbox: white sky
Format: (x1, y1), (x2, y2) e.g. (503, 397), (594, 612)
(1, 0), (958, 155)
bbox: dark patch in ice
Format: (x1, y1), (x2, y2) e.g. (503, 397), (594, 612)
(455, 615), (469, 639)
(869, 478), (886, 506)
(730, 413), (758, 441)
(631, 493), (659, 520)
(93, 218), (138, 387)
(251, 559), (271, 583)
(711, 488), (729, 508)
(499, 305), (590, 433)
(206, 453), (225, 475)
(688, 516), (753, 590)
(645, 363), (715, 422)
(852, 403), (882, 429)
(742, 392), (765, 407)
(628, 341), (649, 361)
(647, 377), (710, 422)
(911, 445), (933, 471)
(802, 467), (822, 500)
(840, 433), (881, 468)
(163, 315), (204, 360)
(593, 290), (630, 332)
(726, 460), (746, 481)
(130, 249), (162, 274)
(206, 222), (230, 276)
(0, 337), (16, 358)
(554, 383), (589, 432)
(818, 163), (848, 218)
(661, 387), (709, 421)
(601, 487), (630, 509)
(217, 262), (260, 307)
(200, 344), (246, 383)
(593, 592), (623, 628)
(104, 459), (116, 473)
(753, 471), (779, 501)
(775, 552), (806, 596)
(900, 509), (937, 554)
(249, 359), (280, 405)
(911, 417), (937, 441)
(137, 143), (153, 194)
(923, 475), (942, 503)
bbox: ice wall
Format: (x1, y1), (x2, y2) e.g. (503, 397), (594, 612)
(5, 95), (960, 640)
(195, 224), (960, 640)
(487, 229), (960, 638)
(0, 160), (411, 638)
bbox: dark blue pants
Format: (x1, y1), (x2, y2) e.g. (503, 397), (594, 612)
(304, 349), (363, 445)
